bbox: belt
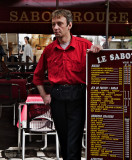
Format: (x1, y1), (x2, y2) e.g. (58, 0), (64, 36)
(51, 83), (86, 101)
(54, 83), (85, 88)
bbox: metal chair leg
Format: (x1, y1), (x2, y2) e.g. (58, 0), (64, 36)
(29, 131), (32, 142)
(13, 104), (15, 126)
(22, 129), (25, 160)
(56, 132), (59, 160)
(18, 128), (21, 153)
(36, 135), (44, 142)
(18, 104), (22, 152)
(82, 133), (86, 149)
(41, 134), (48, 150)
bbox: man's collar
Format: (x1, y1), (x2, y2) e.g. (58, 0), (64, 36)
(54, 34), (76, 50)
(69, 34), (76, 49)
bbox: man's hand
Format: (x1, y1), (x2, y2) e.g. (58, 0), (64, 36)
(88, 45), (103, 53)
(42, 94), (51, 106)
(37, 85), (51, 105)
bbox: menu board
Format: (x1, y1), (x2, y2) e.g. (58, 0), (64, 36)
(87, 50), (132, 160)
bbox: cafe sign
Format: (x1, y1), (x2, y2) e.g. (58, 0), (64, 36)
(9, 10), (129, 24)
(0, 7), (132, 35)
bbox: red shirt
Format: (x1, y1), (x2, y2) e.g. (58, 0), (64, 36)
(33, 35), (92, 85)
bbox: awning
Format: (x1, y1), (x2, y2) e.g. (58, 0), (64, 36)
(0, 0), (132, 35)
(0, 0), (132, 9)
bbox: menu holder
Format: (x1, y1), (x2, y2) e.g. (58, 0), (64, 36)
(87, 49), (132, 160)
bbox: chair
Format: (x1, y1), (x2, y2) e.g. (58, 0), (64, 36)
(18, 96), (59, 160)
(7, 55), (21, 72)
(82, 121), (86, 149)
(82, 128), (86, 149)
(0, 83), (20, 125)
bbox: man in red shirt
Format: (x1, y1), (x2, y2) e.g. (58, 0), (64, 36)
(33, 9), (102, 160)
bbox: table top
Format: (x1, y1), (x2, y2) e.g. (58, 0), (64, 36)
(26, 94), (44, 104)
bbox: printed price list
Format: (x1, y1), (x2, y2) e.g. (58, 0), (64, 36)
(87, 50), (132, 160)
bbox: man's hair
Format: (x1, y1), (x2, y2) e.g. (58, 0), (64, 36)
(52, 9), (73, 25)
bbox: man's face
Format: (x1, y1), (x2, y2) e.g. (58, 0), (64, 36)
(52, 16), (72, 38)
(0, 40), (2, 45)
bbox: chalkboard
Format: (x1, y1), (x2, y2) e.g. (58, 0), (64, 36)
(87, 49), (132, 160)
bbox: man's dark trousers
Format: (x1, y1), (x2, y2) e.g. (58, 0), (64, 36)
(50, 92), (85, 160)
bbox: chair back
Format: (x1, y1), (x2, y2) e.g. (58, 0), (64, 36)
(29, 104), (50, 119)
(29, 104), (53, 132)
(18, 95), (54, 132)
(0, 79), (27, 102)
(0, 83), (12, 101)
(20, 103), (53, 132)
(0, 83), (20, 104)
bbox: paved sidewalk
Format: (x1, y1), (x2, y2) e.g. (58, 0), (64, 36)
(0, 144), (85, 160)
(0, 147), (85, 160)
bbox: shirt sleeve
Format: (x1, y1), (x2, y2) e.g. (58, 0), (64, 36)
(33, 49), (47, 86)
(88, 40), (93, 49)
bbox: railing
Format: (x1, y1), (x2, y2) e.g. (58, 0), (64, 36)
(1, 55), (37, 71)
(4, 55), (37, 69)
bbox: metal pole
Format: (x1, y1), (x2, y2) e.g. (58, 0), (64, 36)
(56, 0), (59, 9)
(105, 0), (109, 49)
(17, 33), (19, 55)
(6, 33), (9, 57)
(85, 51), (88, 160)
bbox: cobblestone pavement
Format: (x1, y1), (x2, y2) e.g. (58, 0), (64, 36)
(0, 147), (85, 160)
(0, 108), (86, 160)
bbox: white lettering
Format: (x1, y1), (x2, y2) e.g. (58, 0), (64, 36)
(110, 54), (114, 61)
(109, 53), (132, 61)
(97, 56), (107, 64)
(120, 53), (125, 59)
(115, 54), (120, 60)
(126, 53), (131, 59)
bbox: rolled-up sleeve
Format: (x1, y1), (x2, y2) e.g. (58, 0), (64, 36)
(33, 50), (47, 86)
